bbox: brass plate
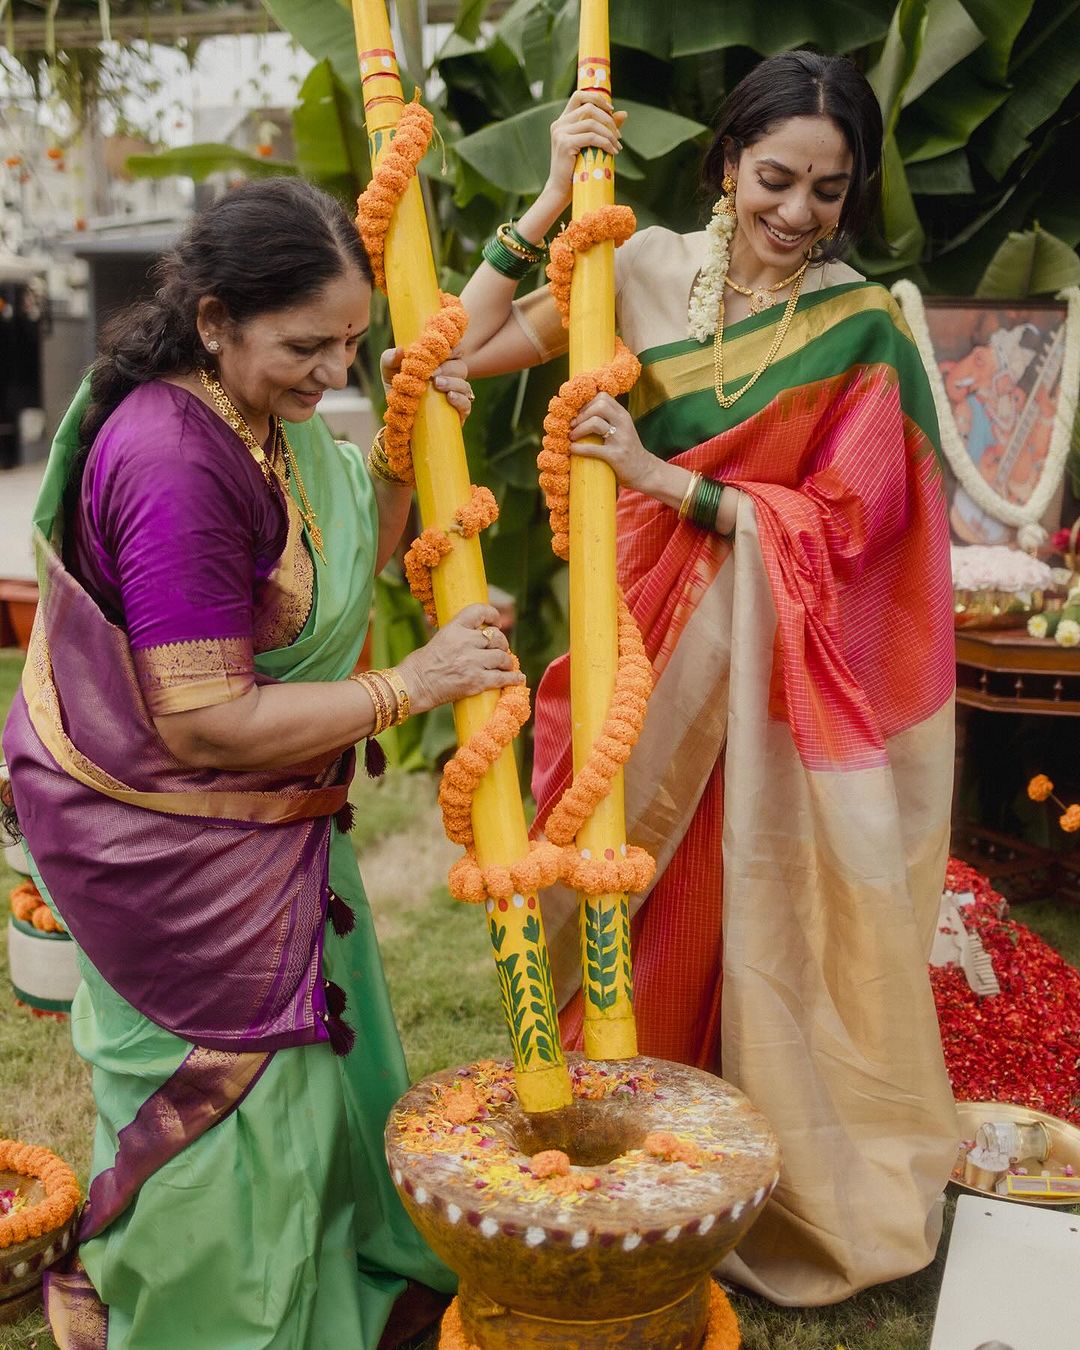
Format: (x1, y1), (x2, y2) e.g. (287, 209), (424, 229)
(952, 1101), (1080, 1207)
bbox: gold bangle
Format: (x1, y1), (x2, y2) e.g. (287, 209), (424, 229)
(350, 672), (392, 735)
(368, 427), (410, 486)
(496, 222), (544, 263)
(678, 470), (702, 521)
(373, 667), (411, 726)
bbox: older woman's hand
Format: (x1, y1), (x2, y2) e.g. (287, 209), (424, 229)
(569, 392), (655, 494)
(545, 90), (626, 206)
(380, 347), (475, 423)
(396, 603), (524, 715)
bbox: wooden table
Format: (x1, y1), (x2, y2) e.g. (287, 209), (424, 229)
(953, 627), (1080, 903)
(955, 627), (1080, 715)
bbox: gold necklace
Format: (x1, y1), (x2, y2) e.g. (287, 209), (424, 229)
(724, 260), (808, 316)
(197, 367), (325, 562)
(713, 266), (805, 410)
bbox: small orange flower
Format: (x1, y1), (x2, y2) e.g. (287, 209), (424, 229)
(255, 143), (273, 158)
(4, 155), (22, 168)
(1028, 774), (1054, 802)
(45, 146), (64, 161)
(1061, 804), (1080, 834)
(529, 1150), (570, 1179)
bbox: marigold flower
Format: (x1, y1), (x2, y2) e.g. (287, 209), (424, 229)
(529, 1149), (570, 1178)
(1028, 774), (1054, 802)
(1061, 804), (1080, 833)
(45, 146), (64, 161)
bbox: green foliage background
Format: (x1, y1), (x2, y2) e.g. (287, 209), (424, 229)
(126, 0), (1080, 761)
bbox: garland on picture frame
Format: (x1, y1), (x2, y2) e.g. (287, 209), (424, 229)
(891, 279), (1080, 552)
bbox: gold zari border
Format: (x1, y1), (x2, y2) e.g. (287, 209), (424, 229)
(21, 619), (346, 825)
(134, 637), (255, 716)
(630, 285), (898, 421)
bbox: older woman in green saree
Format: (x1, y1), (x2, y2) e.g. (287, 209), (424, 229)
(3, 178), (523, 1348)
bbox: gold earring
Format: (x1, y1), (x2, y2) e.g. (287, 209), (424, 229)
(206, 338), (221, 353)
(713, 173), (737, 224)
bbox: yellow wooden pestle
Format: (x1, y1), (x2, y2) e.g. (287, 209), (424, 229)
(568, 0), (639, 1060)
(350, 0), (571, 1113)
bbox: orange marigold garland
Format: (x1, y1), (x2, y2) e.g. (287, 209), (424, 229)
(354, 98), (433, 293)
(382, 293), (469, 485)
(355, 94), (544, 906)
(536, 206), (656, 899)
(9, 880), (65, 934)
(0, 1140), (81, 1249)
(437, 1281), (739, 1349)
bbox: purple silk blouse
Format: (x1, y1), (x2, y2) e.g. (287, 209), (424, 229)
(69, 381), (310, 715)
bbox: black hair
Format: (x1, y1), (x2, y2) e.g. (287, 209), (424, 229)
(77, 177), (372, 458)
(700, 50), (883, 263)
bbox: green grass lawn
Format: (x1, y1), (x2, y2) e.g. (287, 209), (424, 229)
(1, 644), (1078, 1350)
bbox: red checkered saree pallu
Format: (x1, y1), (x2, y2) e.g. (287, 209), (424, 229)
(532, 282), (960, 1304)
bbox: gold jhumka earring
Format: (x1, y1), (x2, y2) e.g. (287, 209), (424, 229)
(713, 173), (738, 226)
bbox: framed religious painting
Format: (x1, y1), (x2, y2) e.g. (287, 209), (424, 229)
(892, 286), (1077, 550)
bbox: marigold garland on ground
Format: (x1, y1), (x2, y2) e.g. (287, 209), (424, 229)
(8, 880), (64, 933)
(934, 859), (1080, 1124)
(0, 1140), (81, 1249)
(437, 1280), (740, 1349)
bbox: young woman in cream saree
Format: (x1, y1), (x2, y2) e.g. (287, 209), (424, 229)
(460, 51), (958, 1306)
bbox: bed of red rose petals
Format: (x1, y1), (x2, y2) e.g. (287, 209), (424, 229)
(933, 859), (1080, 1125)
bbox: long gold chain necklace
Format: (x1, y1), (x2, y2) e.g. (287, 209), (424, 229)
(724, 260), (808, 316)
(197, 367), (325, 562)
(713, 265), (806, 410)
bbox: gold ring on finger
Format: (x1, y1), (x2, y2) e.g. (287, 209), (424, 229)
(481, 625), (501, 647)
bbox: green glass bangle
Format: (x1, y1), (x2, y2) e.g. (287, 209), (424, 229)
(482, 234), (534, 280)
(689, 475), (725, 531)
(505, 221), (548, 260)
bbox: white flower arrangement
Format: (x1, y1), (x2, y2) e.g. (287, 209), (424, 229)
(892, 279), (1080, 553)
(1056, 618), (1080, 647)
(687, 203), (736, 343)
(951, 544), (1054, 594)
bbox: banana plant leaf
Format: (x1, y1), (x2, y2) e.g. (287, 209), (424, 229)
(453, 97), (706, 199)
(896, 62), (1009, 163)
(859, 133), (926, 273)
(973, 0), (1080, 179)
(901, 0), (984, 105)
(291, 59), (370, 206)
(495, 0), (578, 98)
(125, 143), (298, 181)
(610, 0), (895, 59)
(263, 0), (363, 104)
(958, 0), (1037, 80)
(455, 0), (498, 42)
(975, 225), (1080, 297)
(868, 0), (930, 137)
(905, 147), (975, 194)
